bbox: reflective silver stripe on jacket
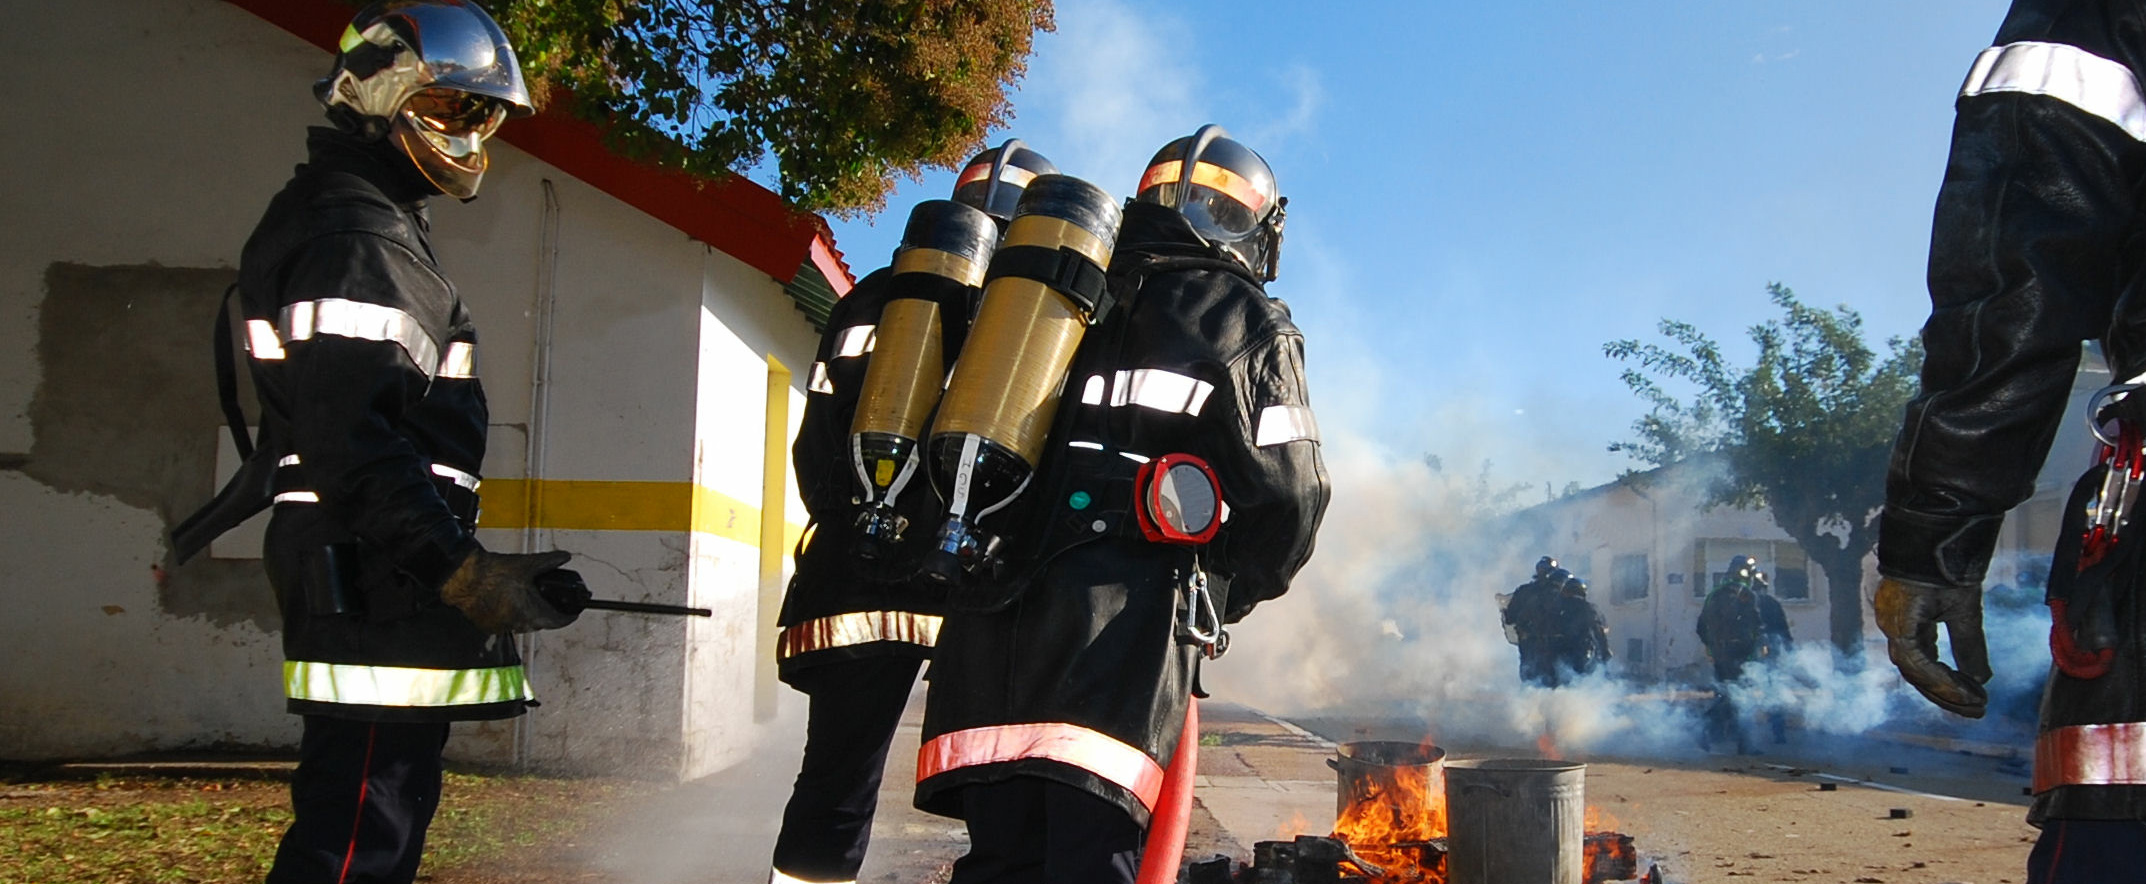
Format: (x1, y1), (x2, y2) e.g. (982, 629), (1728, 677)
(278, 298), (443, 377)
(1110, 369), (1215, 416)
(246, 319), (286, 360)
(807, 361), (835, 395)
(1080, 374), (1107, 405)
(274, 491), (320, 504)
(771, 870), (852, 884)
(431, 462), (481, 491)
(1961, 41), (2146, 141)
(777, 610), (942, 658)
(437, 341), (476, 379)
(832, 324), (877, 359)
(284, 660), (532, 707)
(1254, 404), (1320, 446)
(278, 454), (303, 467)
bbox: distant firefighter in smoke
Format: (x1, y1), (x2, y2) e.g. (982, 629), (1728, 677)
(915, 125), (1330, 882)
(769, 141), (1056, 884)
(1750, 568), (1794, 744)
(1548, 575), (1612, 681)
(1697, 556), (1765, 754)
(1502, 556), (1566, 686)
(1875, 2), (2146, 879)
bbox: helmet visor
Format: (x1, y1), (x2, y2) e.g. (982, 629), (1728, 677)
(392, 89), (505, 198)
(405, 87), (509, 139)
(1137, 160), (1271, 241)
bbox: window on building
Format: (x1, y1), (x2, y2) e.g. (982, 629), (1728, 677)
(1611, 554), (1648, 603)
(1773, 567), (1810, 601)
(1627, 638), (1646, 664)
(1697, 539), (1814, 602)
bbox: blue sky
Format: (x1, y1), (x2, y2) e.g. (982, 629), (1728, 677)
(825, 0), (2013, 495)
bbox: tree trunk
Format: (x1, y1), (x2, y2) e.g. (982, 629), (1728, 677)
(1811, 543), (1869, 656)
(1770, 507), (1872, 656)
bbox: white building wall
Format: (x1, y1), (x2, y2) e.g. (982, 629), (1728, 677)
(0, 0), (819, 775)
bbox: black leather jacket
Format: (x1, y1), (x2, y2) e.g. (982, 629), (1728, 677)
(1879, 0), (2146, 822)
(241, 129), (522, 723)
(917, 203), (1331, 826)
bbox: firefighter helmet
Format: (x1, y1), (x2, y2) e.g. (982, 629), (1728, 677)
(315, 1), (534, 198)
(1535, 555), (1559, 579)
(1135, 124), (1287, 280)
(1563, 576), (1589, 598)
(1727, 555), (1760, 584)
(952, 139), (1059, 225)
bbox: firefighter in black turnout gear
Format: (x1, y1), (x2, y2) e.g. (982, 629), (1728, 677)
(1503, 556), (1564, 686)
(770, 142), (1057, 884)
(1547, 575), (1611, 681)
(916, 126), (1330, 884)
(1698, 556), (1765, 754)
(1875, 3), (2146, 878)
(167, 4), (581, 883)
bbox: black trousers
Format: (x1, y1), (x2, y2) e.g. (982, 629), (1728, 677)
(950, 776), (1144, 884)
(2028, 820), (2146, 884)
(267, 715), (451, 884)
(772, 656), (924, 883)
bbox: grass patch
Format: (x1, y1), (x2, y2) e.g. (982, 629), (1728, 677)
(0, 770), (624, 884)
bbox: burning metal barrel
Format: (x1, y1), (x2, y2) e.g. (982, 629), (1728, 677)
(1444, 759), (1586, 884)
(1330, 740), (1447, 843)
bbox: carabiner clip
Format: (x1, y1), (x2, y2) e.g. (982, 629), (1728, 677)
(1178, 568), (1228, 658)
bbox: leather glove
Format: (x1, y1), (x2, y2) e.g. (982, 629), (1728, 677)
(438, 547), (580, 633)
(1873, 576), (1991, 718)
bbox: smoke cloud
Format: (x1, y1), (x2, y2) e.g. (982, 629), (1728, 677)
(1204, 429), (2051, 762)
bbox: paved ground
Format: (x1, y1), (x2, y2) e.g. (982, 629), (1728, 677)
(23, 690), (2046, 883)
(451, 695), (2044, 882)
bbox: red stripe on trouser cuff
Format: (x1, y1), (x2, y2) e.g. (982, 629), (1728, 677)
(2035, 722), (2146, 793)
(337, 723), (378, 884)
(918, 722), (1166, 811)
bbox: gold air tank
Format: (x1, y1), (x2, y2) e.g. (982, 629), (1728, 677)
(922, 175), (1122, 582)
(848, 199), (998, 559)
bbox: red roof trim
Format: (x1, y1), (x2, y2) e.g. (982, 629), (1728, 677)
(223, 0), (855, 290)
(807, 230), (854, 298)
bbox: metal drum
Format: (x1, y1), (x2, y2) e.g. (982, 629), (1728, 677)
(1329, 740), (1447, 845)
(1443, 759), (1585, 884)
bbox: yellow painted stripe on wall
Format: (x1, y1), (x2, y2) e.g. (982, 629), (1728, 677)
(479, 479), (800, 548)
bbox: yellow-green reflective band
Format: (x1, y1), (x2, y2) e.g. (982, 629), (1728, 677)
(339, 25), (365, 53)
(284, 661), (532, 707)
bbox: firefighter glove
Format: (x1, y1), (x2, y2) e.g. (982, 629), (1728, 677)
(1873, 576), (1990, 718)
(438, 547), (580, 633)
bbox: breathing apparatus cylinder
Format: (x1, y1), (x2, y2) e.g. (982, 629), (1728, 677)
(922, 174), (1121, 583)
(849, 200), (999, 559)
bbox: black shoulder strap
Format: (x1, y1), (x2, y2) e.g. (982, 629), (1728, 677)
(213, 283), (255, 459)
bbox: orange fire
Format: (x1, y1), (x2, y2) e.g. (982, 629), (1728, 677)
(1332, 755), (1447, 882)
(1324, 736), (1636, 884)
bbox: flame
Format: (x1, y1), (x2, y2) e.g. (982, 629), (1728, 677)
(1583, 831), (1639, 882)
(1537, 731), (1563, 761)
(1332, 750), (1447, 882)
(1278, 810), (1313, 840)
(1585, 804), (1622, 833)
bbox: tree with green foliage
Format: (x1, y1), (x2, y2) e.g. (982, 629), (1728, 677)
(1604, 283), (1923, 654)
(483, 0), (1055, 213)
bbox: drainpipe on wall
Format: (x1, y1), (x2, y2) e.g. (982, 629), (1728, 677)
(515, 178), (563, 768)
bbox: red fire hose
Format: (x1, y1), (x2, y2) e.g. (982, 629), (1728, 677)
(1137, 698), (1199, 884)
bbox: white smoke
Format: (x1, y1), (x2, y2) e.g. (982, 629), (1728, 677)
(1205, 428), (2051, 762)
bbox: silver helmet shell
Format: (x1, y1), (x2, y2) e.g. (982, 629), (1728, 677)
(952, 139), (1059, 225)
(315, 1), (534, 198)
(1135, 124), (1287, 280)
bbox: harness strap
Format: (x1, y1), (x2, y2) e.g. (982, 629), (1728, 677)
(213, 283), (254, 459)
